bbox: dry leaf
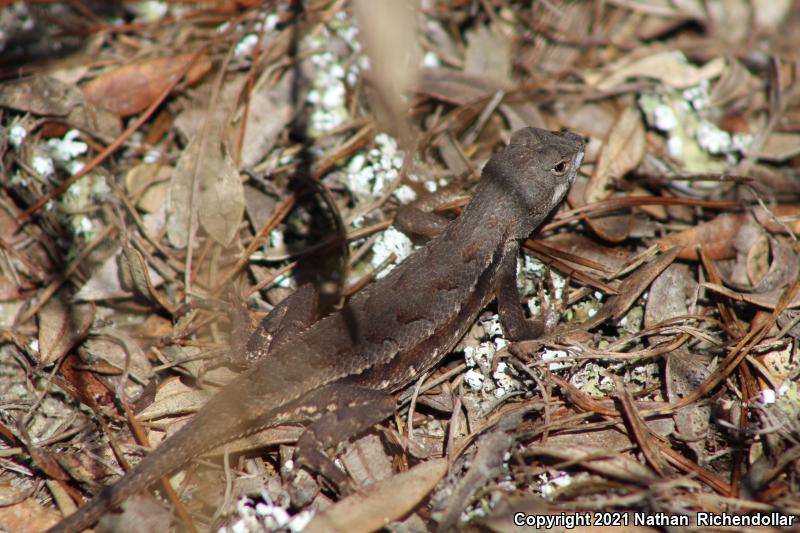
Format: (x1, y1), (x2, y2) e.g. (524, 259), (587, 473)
(137, 377), (210, 421)
(758, 132), (800, 161)
(119, 243), (174, 313)
(96, 495), (172, 533)
(710, 57), (759, 107)
(236, 73), (295, 168)
(0, 497), (61, 533)
(173, 75), (246, 142)
(464, 23), (511, 84)
(0, 75), (83, 116)
(340, 434), (394, 485)
(72, 249), (165, 302)
(585, 50), (725, 91)
(560, 103), (617, 140)
(644, 263), (694, 330)
(168, 130), (245, 248)
(82, 53), (211, 117)
(655, 213), (741, 260)
(84, 328), (153, 380)
(752, 0), (793, 29)
(125, 163), (173, 212)
(0, 276), (20, 301)
(584, 246), (681, 329)
(702, 282), (800, 310)
(706, 0), (751, 44)
(522, 1), (588, 74)
(576, 108), (644, 242)
(198, 136), (245, 246)
(37, 292), (94, 365)
(586, 107), (646, 203)
(305, 458), (447, 533)
(753, 204), (800, 235)
(66, 103), (122, 143)
(417, 67), (504, 105)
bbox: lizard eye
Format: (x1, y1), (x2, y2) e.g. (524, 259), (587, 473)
(552, 160), (569, 175)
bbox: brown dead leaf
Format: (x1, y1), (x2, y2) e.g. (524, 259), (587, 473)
(168, 130), (245, 248)
(710, 57), (759, 107)
(125, 163), (173, 212)
(0, 497), (61, 533)
(655, 213), (741, 260)
(753, 204), (800, 235)
(137, 377), (210, 421)
(586, 107), (645, 203)
(96, 495), (172, 533)
(58, 351), (115, 409)
(665, 347), (713, 462)
(584, 50), (726, 91)
(84, 329), (154, 381)
(560, 103), (616, 140)
(119, 242), (174, 314)
(82, 53), (211, 117)
(0, 75), (83, 116)
(706, 0), (751, 44)
(341, 434), (394, 486)
(521, 1), (588, 74)
(724, 226), (799, 295)
(37, 292), (94, 365)
(737, 225), (770, 287)
(243, 185), (278, 230)
(583, 246), (681, 329)
(527, 445), (658, 485)
(540, 233), (633, 274)
(305, 458), (447, 533)
(416, 67), (503, 105)
(644, 263), (695, 332)
(702, 282), (800, 310)
(236, 72), (295, 168)
(72, 249), (165, 302)
(174, 76), (246, 142)
(0, 480), (30, 507)
(66, 103), (122, 143)
(576, 108), (645, 242)
(464, 23), (511, 84)
(198, 138), (245, 247)
(758, 132), (800, 161)
(0, 276), (20, 301)
(0, 196), (53, 282)
(751, 238), (799, 293)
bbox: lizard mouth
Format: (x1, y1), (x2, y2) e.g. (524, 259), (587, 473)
(571, 151), (585, 183)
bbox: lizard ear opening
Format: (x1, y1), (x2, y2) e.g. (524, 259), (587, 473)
(551, 160), (569, 175)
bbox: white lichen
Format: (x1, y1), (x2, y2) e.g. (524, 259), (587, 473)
(370, 226), (414, 279)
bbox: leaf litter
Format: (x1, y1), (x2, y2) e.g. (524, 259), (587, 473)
(1, 1), (800, 532)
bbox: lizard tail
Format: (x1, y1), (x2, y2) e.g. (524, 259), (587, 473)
(46, 412), (228, 533)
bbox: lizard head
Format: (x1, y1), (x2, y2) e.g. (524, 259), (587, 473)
(479, 127), (584, 239)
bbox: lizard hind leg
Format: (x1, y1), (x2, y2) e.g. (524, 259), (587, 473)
(292, 384), (395, 492)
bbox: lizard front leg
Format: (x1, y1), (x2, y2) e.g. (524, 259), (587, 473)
(393, 185), (469, 241)
(497, 240), (558, 341)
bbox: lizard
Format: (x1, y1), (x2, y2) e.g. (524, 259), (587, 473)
(47, 127), (584, 533)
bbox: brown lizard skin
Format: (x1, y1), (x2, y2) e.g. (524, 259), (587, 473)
(48, 127), (584, 533)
